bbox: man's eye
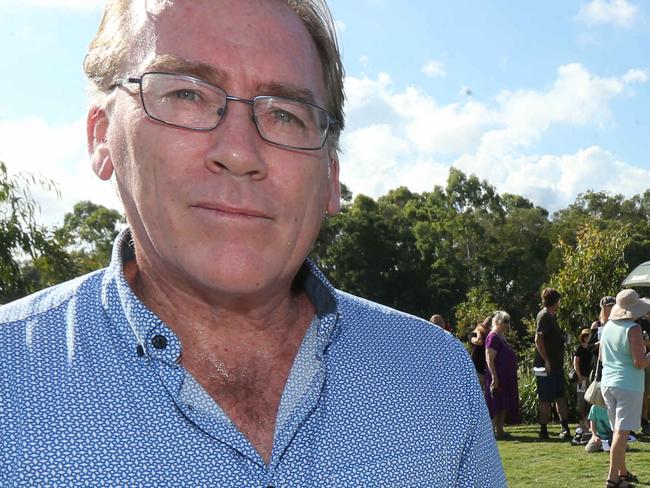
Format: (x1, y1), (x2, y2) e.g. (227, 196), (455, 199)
(273, 109), (296, 123)
(270, 109), (305, 128)
(170, 89), (201, 101)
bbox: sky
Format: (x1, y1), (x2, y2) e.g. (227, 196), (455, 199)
(0, 0), (648, 226)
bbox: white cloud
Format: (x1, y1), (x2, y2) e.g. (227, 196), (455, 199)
(422, 60), (447, 78)
(0, 117), (123, 227)
(472, 63), (639, 164)
(576, 0), (639, 28)
(494, 146), (650, 212)
(335, 20), (346, 34)
(359, 55), (369, 69)
(622, 69), (649, 83)
(340, 124), (412, 197)
(340, 63), (649, 211)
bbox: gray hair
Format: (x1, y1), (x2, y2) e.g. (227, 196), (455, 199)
(491, 311), (510, 329)
(83, 0), (345, 151)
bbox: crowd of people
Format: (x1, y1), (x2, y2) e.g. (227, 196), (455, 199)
(459, 288), (650, 488)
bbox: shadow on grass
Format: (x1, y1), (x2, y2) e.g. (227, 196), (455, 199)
(498, 424), (573, 444)
(500, 429), (650, 446)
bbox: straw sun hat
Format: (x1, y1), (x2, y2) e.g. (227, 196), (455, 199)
(609, 289), (650, 320)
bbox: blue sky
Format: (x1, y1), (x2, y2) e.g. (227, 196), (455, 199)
(0, 0), (648, 225)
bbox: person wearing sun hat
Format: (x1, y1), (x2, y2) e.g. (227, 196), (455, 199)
(601, 289), (650, 488)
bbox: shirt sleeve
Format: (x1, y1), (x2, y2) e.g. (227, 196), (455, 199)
(485, 332), (500, 352)
(536, 312), (551, 335)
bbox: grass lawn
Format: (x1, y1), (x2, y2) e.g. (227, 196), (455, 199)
(498, 424), (650, 487)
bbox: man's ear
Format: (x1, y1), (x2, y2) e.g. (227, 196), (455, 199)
(87, 107), (114, 181)
(326, 154), (341, 216)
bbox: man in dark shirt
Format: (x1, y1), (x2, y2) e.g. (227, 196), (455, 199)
(534, 287), (571, 440)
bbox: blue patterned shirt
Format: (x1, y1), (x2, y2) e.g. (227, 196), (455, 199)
(0, 230), (505, 487)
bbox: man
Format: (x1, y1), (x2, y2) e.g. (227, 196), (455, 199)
(0, 0), (505, 486)
(534, 287), (571, 440)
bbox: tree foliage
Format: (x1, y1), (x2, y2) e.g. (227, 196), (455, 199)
(313, 169), (650, 354)
(454, 287), (498, 340)
(0, 164), (125, 303)
(54, 200), (125, 273)
(550, 221), (631, 333)
(0, 161), (61, 303)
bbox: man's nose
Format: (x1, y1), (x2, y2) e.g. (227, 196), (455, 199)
(203, 100), (268, 179)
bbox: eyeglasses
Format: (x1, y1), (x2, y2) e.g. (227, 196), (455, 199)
(112, 72), (337, 151)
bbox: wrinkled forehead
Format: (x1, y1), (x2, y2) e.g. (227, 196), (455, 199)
(124, 0), (324, 91)
(124, 0), (325, 103)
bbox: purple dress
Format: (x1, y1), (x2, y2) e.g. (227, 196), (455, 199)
(484, 331), (520, 423)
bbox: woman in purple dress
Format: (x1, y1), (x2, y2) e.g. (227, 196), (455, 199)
(485, 310), (520, 439)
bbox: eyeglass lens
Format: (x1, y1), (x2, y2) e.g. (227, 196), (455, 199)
(138, 72), (330, 150)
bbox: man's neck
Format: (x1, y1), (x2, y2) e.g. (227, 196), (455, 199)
(123, 257), (313, 349)
(546, 305), (558, 315)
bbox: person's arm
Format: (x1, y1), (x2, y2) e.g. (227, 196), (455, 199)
(470, 331), (484, 346)
(588, 322), (600, 350)
(486, 347), (499, 393)
(628, 325), (650, 369)
(535, 332), (552, 373)
(589, 418), (600, 441)
(573, 354), (583, 383)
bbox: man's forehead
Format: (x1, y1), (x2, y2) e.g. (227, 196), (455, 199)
(127, 0), (326, 101)
(142, 54), (320, 103)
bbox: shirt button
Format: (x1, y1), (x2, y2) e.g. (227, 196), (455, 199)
(152, 335), (168, 350)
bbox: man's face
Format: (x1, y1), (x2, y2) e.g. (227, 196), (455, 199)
(92, 0), (340, 301)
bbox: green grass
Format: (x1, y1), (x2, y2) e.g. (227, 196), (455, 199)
(498, 425), (650, 487)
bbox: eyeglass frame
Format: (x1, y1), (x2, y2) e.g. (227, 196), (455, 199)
(111, 71), (338, 151)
